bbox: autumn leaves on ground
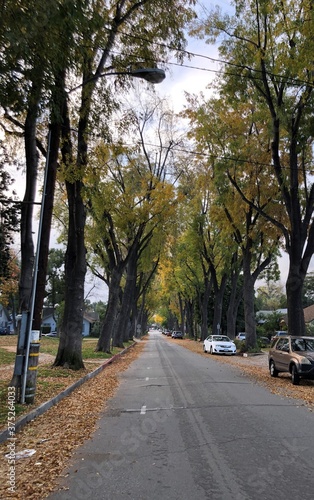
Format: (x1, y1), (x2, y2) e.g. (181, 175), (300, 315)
(0, 335), (313, 500)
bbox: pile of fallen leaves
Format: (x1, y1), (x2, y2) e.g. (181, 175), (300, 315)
(0, 341), (145, 500)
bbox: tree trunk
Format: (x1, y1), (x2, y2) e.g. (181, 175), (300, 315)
(212, 274), (227, 335)
(185, 299), (194, 339)
(242, 249), (272, 350)
(242, 246), (257, 350)
(113, 250), (137, 348)
(96, 268), (122, 352)
(19, 109), (38, 312)
(199, 276), (212, 341)
(33, 122), (60, 330)
(33, 69), (67, 330)
(178, 293), (185, 334)
(53, 179), (86, 370)
(226, 268), (242, 339)
(286, 264), (306, 335)
(227, 292), (243, 339)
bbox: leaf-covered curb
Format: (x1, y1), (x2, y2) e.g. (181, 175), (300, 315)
(0, 343), (135, 444)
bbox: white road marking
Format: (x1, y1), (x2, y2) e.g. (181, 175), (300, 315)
(140, 405), (147, 415)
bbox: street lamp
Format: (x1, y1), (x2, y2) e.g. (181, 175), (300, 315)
(18, 66), (166, 404)
(115, 67), (166, 84)
(68, 67), (166, 93)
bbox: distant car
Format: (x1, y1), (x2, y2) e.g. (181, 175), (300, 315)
(271, 330), (287, 341)
(268, 335), (314, 385)
(165, 330), (172, 337)
(258, 336), (271, 347)
(172, 331), (183, 339)
(203, 335), (237, 355)
(236, 333), (246, 341)
(42, 332), (58, 337)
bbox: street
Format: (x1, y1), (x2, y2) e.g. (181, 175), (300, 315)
(49, 331), (314, 500)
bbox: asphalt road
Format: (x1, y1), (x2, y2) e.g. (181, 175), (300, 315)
(49, 331), (314, 500)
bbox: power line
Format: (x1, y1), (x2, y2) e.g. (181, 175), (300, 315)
(88, 137), (314, 174)
(105, 30), (314, 88)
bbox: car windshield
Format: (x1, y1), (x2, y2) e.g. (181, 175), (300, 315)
(212, 336), (231, 342)
(291, 339), (314, 352)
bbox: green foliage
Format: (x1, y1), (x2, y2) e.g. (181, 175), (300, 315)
(303, 272), (314, 307)
(45, 249), (66, 307)
(0, 152), (19, 283)
(255, 282), (287, 311)
(256, 312), (284, 337)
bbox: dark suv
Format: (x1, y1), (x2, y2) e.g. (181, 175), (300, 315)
(268, 336), (314, 385)
(171, 331), (183, 339)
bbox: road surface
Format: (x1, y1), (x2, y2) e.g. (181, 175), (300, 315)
(49, 331), (314, 500)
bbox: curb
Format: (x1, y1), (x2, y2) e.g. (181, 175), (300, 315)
(0, 343), (135, 444)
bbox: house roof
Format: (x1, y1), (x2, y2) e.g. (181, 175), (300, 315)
(42, 307), (99, 324)
(83, 311), (99, 323)
(42, 307), (55, 320)
(303, 304), (314, 323)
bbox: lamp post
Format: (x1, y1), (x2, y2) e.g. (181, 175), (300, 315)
(18, 66), (166, 404)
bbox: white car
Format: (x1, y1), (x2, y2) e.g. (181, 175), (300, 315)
(236, 332), (246, 341)
(203, 335), (237, 355)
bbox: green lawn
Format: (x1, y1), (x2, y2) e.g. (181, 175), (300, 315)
(0, 336), (134, 365)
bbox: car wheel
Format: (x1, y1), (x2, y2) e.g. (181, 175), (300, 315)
(203, 345), (207, 353)
(269, 360), (278, 377)
(210, 346), (213, 354)
(291, 365), (300, 385)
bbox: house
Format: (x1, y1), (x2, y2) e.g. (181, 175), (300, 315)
(82, 311), (99, 337)
(256, 309), (288, 324)
(41, 307), (58, 333)
(303, 304), (314, 325)
(41, 308), (99, 336)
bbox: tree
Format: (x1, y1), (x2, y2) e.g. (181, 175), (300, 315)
(190, 0), (314, 335)
(45, 249), (66, 308)
(183, 93), (282, 348)
(0, 0), (75, 316)
(255, 281), (287, 311)
(85, 98), (180, 351)
(0, 150), (19, 282)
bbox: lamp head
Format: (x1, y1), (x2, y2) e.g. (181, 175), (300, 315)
(130, 68), (166, 84)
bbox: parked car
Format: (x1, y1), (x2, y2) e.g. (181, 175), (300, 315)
(203, 335), (237, 355)
(172, 331), (183, 339)
(236, 333), (246, 341)
(0, 326), (10, 335)
(165, 330), (172, 337)
(271, 330), (287, 341)
(268, 335), (314, 385)
(42, 331), (58, 337)
(258, 336), (271, 347)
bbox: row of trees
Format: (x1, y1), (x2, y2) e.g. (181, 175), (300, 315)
(163, 0), (314, 347)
